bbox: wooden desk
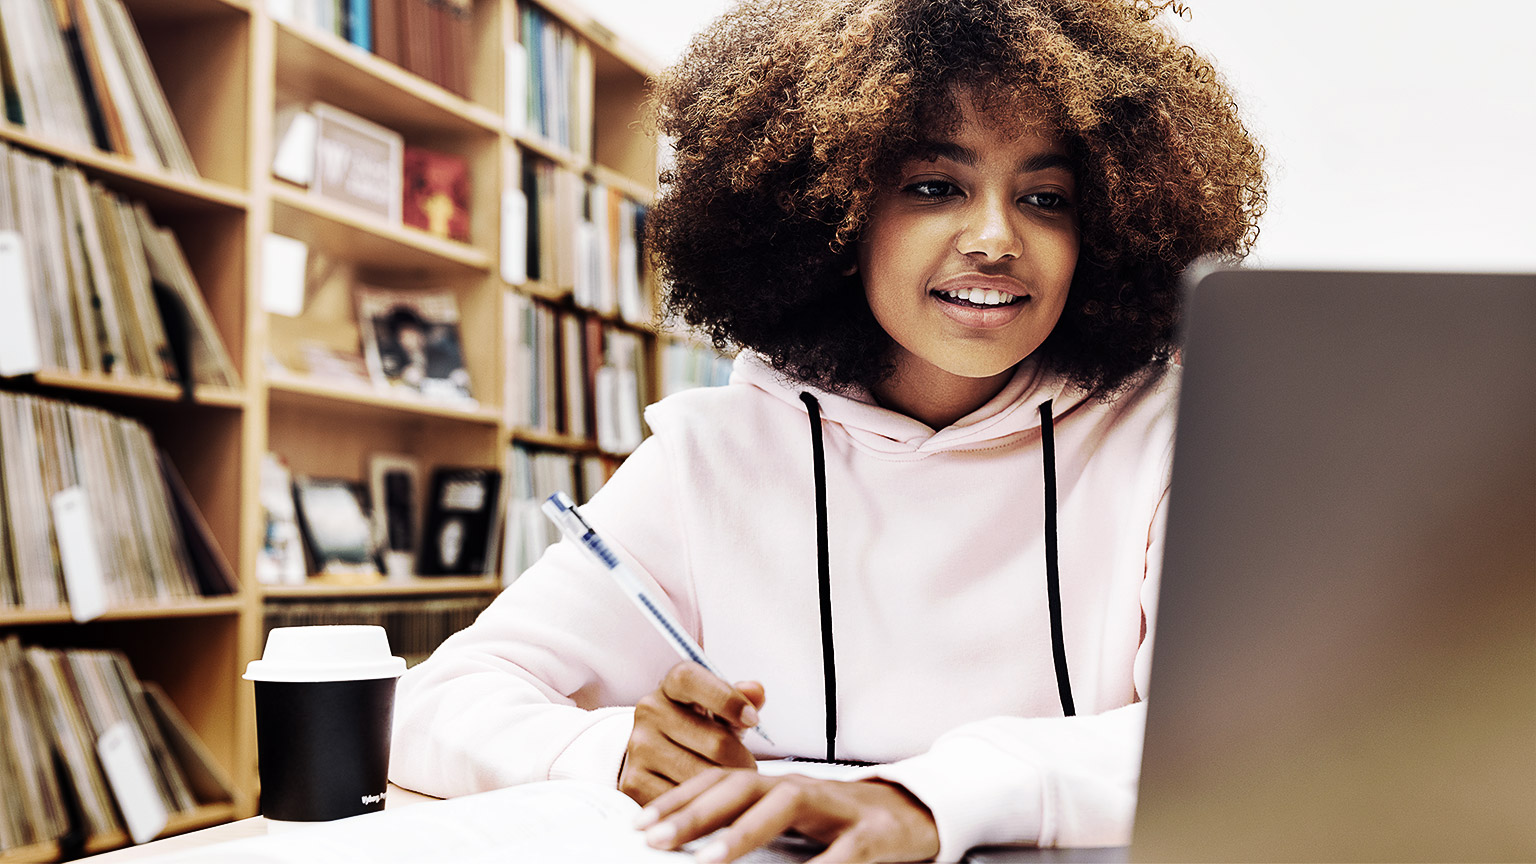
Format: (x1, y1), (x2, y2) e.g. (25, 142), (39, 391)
(86, 786), (438, 861)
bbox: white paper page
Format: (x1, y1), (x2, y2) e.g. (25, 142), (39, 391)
(160, 780), (816, 863)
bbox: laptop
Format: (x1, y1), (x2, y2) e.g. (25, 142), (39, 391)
(1128, 269), (1536, 862)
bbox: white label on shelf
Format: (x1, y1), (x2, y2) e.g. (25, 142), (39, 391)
(52, 486), (110, 623)
(505, 42), (528, 136)
(261, 233), (309, 317)
(501, 189), (529, 285)
(97, 721), (170, 845)
(0, 232), (43, 377)
(272, 107), (318, 186)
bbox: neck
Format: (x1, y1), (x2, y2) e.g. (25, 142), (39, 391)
(872, 363), (1016, 430)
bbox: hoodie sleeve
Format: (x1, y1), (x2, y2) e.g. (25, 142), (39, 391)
(868, 484), (1171, 860)
(388, 435), (695, 798)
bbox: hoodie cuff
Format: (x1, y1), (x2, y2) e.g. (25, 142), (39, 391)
(869, 737), (1045, 862)
(547, 707), (635, 786)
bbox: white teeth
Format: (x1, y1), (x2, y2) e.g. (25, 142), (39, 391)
(940, 288), (1017, 306)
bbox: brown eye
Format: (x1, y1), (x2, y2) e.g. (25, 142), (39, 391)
(905, 180), (960, 198)
(1023, 192), (1071, 210)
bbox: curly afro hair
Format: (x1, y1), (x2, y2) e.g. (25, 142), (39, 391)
(648, 0), (1267, 395)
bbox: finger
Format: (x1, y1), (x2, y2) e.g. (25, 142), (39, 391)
(633, 694), (754, 770)
(689, 780), (810, 863)
(619, 768), (676, 807)
(807, 825), (888, 864)
(628, 724), (721, 784)
(642, 772), (770, 852)
(733, 680), (767, 712)
(662, 662), (760, 728)
(640, 766), (738, 826)
(656, 702), (757, 767)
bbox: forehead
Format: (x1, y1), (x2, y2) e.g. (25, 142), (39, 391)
(913, 85), (1068, 153)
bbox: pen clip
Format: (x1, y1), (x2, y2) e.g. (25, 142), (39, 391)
(541, 492), (619, 569)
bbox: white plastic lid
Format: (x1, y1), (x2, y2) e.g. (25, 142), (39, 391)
(244, 625), (406, 682)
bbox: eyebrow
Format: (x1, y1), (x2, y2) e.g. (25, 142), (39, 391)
(911, 141), (1076, 176)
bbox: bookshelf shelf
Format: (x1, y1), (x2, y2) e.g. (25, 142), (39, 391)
(267, 374), (502, 424)
(28, 372), (248, 409)
(271, 184), (494, 275)
(0, 598), (243, 627)
(511, 427), (594, 451)
(77, 803), (240, 856)
(261, 577), (500, 598)
(0, 123), (250, 212)
(128, 0), (249, 22)
(274, 22), (503, 136)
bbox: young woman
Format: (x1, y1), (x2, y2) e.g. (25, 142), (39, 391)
(390, 1), (1265, 861)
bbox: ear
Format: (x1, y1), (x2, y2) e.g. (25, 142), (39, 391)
(841, 261), (859, 277)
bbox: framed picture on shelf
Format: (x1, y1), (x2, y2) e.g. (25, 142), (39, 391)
(420, 467), (503, 576)
(355, 286), (475, 403)
(402, 146), (471, 243)
(368, 453), (421, 580)
(309, 102), (403, 222)
(292, 476), (379, 578)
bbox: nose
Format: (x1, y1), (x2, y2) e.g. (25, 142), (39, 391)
(956, 194), (1023, 261)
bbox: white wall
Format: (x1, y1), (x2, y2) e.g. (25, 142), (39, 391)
(573, 0), (1536, 272)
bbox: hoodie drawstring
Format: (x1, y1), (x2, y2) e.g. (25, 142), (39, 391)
(798, 393), (1076, 760)
(1039, 399), (1076, 717)
(798, 392), (840, 761)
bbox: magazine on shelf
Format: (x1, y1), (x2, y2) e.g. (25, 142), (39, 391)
(355, 286), (474, 404)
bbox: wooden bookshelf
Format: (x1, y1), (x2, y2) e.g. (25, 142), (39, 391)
(0, 0), (671, 857)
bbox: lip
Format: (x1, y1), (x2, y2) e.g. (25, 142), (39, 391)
(929, 275), (1031, 329)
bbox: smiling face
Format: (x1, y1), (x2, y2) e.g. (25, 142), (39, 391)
(857, 92), (1080, 428)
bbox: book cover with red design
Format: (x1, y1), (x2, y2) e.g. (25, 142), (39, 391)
(402, 145), (470, 242)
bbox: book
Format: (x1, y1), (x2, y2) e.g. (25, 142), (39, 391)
(355, 286), (474, 404)
(419, 466), (501, 576)
(400, 145), (469, 243)
(291, 475), (378, 578)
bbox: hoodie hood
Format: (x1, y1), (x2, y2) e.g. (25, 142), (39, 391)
(729, 352), (1086, 456)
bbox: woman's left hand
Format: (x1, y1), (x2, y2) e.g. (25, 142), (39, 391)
(634, 767), (940, 863)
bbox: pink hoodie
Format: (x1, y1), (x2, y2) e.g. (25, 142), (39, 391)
(390, 352), (1177, 859)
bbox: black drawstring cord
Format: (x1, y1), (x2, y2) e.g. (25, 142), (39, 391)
(799, 392), (839, 761)
(800, 393), (1075, 762)
(1040, 399), (1076, 717)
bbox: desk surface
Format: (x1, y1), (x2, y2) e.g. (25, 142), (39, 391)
(88, 784), (1126, 863)
(87, 785), (438, 861)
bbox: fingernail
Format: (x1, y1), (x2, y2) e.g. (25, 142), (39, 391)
(644, 821), (678, 848)
(633, 806), (660, 829)
(695, 840), (729, 863)
(739, 705), (759, 727)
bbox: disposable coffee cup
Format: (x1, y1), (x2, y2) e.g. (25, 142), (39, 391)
(244, 625), (406, 822)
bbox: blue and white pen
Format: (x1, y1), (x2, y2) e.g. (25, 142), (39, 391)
(541, 491), (774, 746)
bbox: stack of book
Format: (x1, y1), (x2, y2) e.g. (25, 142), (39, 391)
(0, 392), (235, 613)
(0, 0), (198, 174)
(0, 635), (232, 855)
(264, 595), (493, 666)
(501, 443), (611, 581)
(510, 158), (649, 325)
(269, 0), (473, 98)
(0, 142), (241, 386)
(502, 295), (648, 456)
(511, 3), (593, 156)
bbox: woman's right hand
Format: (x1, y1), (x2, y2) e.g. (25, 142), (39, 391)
(620, 662), (766, 805)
